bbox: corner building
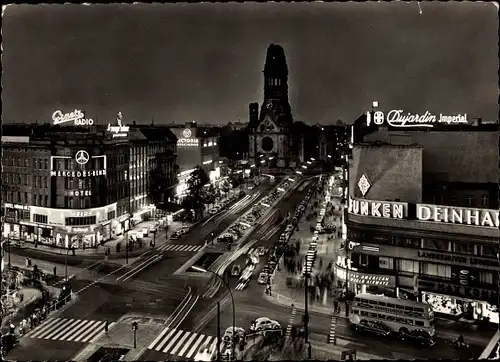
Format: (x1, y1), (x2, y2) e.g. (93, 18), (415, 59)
(338, 120), (499, 323)
(1, 122), (177, 250)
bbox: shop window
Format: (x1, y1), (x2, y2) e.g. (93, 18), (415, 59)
(397, 259), (419, 274)
(65, 216), (97, 226)
(479, 272), (493, 284)
(379, 257), (393, 270)
(481, 245), (497, 258)
(423, 239), (449, 251)
(33, 213), (48, 224)
(422, 263), (451, 278)
(453, 242), (474, 254)
(415, 320), (424, 327)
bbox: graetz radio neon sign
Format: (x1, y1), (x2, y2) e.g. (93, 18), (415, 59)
(52, 109), (94, 126)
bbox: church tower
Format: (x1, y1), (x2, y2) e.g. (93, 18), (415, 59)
(248, 44), (294, 169)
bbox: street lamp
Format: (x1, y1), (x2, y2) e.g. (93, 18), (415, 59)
(191, 265), (235, 360)
(65, 247), (73, 281)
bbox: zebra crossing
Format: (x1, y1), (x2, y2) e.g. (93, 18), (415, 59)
(148, 327), (219, 359)
(285, 307), (297, 339)
(24, 318), (115, 343)
(159, 244), (204, 252)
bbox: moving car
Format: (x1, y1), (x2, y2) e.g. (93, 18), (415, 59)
(169, 232), (180, 240)
(179, 227), (190, 235)
(399, 329), (436, 347)
(252, 317), (281, 332)
(285, 225), (294, 232)
(223, 326), (245, 342)
(257, 272), (269, 284)
(257, 246), (267, 256)
(231, 265), (241, 277)
(149, 225), (158, 233)
(354, 320), (391, 337)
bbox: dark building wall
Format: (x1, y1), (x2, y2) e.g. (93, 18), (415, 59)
(349, 144), (423, 203)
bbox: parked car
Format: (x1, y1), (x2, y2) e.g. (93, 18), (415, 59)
(257, 272), (269, 284)
(231, 265), (242, 277)
(257, 246), (267, 256)
(149, 225), (158, 233)
(170, 233), (179, 240)
(355, 320), (391, 337)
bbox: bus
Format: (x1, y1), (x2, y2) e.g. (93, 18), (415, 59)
(349, 293), (435, 338)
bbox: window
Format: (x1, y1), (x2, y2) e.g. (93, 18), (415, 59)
(108, 211), (116, 221)
(44, 159), (48, 169)
(398, 259), (419, 274)
(422, 263), (451, 278)
(415, 320), (424, 327)
(451, 195), (457, 205)
(24, 192), (28, 203)
(397, 237), (420, 248)
(466, 195), (473, 206)
(379, 257), (393, 270)
(453, 242), (474, 254)
(423, 239), (449, 251)
(479, 271), (493, 284)
(481, 245), (497, 258)
(481, 195), (489, 207)
(45, 195), (48, 207)
(65, 216), (97, 226)
(33, 214), (48, 224)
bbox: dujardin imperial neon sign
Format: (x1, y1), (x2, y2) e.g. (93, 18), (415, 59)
(367, 109), (468, 128)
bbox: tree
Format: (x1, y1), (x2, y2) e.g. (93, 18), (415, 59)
(182, 166), (210, 219)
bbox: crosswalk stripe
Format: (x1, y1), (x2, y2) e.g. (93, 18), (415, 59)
(149, 327), (170, 350)
(178, 333), (197, 357)
(59, 320), (92, 341)
(49, 319), (79, 340)
(154, 329), (176, 351)
(45, 319), (76, 339)
(170, 331), (191, 355)
(86, 322), (115, 343)
(30, 318), (65, 338)
(186, 334), (207, 359)
(57, 319), (89, 341)
(67, 320), (102, 342)
(161, 329), (184, 354)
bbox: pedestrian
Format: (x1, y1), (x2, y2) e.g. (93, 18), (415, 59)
(104, 320), (109, 334)
(29, 315), (33, 328)
(9, 323), (15, 335)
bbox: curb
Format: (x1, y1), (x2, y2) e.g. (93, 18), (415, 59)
(261, 290), (349, 321)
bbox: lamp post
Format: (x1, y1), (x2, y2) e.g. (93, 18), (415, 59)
(132, 321), (138, 348)
(65, 247), (73, 281)
(191, 266), (235, 360)
(303, 268), (311, 344)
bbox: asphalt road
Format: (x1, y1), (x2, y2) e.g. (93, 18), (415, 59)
(5, 180), (280, 361)
(137, 178), (316, 362)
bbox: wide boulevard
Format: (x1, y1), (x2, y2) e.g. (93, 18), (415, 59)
(5, 178), (281, 361)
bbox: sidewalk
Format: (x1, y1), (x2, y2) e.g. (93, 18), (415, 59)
(265, 181), (347, 318)
(10, 220), (189, 260)
(1, 287), (43, 333)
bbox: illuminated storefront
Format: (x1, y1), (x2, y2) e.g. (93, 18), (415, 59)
(345, 116), (498, 323)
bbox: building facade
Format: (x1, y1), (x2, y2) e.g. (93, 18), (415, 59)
(336, 118), (499, 323)
(248, 44), (300, 169)
(1, 113), (178, 250)
(169, 122), (221, 200)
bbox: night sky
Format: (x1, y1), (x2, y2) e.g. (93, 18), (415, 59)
(2, 2), (498, 125)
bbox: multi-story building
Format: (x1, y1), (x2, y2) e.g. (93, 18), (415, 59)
(1, 113), (178, 250)
(128, 125), (177, 223)
(169, 122), (221, 200)
(1, 121), (129, 249)
(336, 114), (499, 323)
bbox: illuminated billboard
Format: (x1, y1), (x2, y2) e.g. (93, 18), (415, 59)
(50, 150), (107, 177)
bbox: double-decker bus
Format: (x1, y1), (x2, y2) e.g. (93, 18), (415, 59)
(349, 293), (435, 338)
